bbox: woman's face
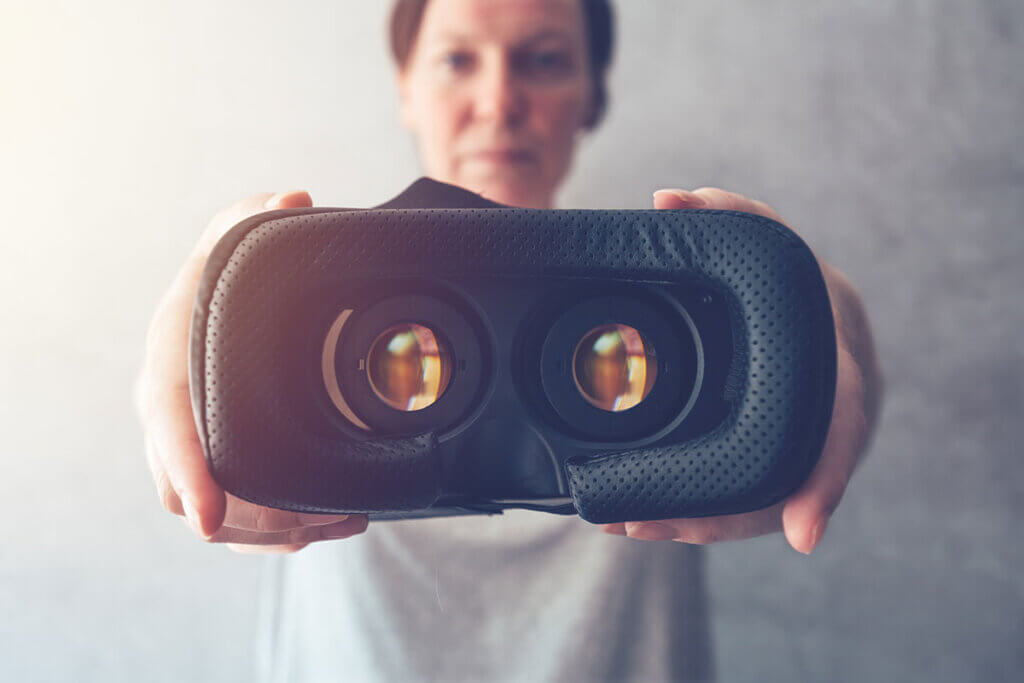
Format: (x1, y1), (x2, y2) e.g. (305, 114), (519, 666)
(396, 0), (594, 208)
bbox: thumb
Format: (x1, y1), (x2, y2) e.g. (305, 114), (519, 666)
(264, 189), (313, 210)
(197, 190), (315, 256)
(653, 189), (707, 210)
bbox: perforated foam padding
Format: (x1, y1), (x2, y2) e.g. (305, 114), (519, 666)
(562, 220), (836, 522)
(189, 179), (835, 521)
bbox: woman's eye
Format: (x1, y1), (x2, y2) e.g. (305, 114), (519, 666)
(441, 51), (474, 73)
(517, 50), (574, 78)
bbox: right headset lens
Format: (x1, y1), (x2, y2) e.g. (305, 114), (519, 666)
(573, 323), (657, 412)
(367, 323), (452, 412)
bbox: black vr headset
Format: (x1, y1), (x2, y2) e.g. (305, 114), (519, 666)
(188, 178), (836, 524)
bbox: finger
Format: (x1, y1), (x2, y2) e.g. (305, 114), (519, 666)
(143, 190), (315, 379)
(148, 383), (226, 538)
(143, 190), (314, 393)
(690, 187), (751, 212)
(267, 190), (313, 210)
(145, 433), (183, 516)
(653, 187), (784, 223)
(195, 190), (314, 256)
(782, 346), (867, 554)
(221, 493), (352, 533)
(623, 501), (784, 543)
(653, 189), (708, 209)
(225, 543), (310, 555)
(691, 187), (784, 222)
(142, 190), (313, 538)
(601, 523), (628, 536)
(151, 191), (315, 359)
(202, 515), (369, 545)
(687, 186), (785, 223)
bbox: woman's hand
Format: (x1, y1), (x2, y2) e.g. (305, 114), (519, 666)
(599, 187), (884, 554)
(134, 191), (370, 554)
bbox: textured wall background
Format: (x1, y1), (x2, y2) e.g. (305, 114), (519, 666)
(1, 1), (1020, 681)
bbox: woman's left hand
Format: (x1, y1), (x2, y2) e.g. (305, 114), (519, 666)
(599, 187), (883, 554)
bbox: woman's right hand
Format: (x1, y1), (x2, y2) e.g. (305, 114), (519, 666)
(134, 191), (370, 553)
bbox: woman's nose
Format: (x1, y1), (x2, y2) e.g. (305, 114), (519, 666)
(473, 58), (528, 128)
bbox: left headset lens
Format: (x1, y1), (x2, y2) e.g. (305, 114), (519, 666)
(367, 323), (452, 411)
(572, 324), (657, 412)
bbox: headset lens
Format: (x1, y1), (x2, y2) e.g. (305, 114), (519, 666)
(367, 323), (452, 411)
(573, 324), (657, 412)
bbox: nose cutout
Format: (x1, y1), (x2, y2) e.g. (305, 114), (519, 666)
(450, 417), (561, 499)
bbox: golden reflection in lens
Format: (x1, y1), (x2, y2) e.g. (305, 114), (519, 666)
(573, 324), (657, 412)
(367, 323), (452, 411)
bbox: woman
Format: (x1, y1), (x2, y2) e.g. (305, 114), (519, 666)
(135, 0), (883, 679)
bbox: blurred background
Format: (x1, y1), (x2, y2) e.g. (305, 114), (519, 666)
(1, 0), (1021, 681)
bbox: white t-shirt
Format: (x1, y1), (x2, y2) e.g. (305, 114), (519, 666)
(255, 509), (712, 682)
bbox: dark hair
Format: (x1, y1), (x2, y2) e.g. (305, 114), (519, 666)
(389, 0), (615, 129)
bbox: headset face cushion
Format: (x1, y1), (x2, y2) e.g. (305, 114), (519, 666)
(190, 179), (836, 523)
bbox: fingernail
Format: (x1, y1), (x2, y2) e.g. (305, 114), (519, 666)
(182, 496), (209, 539)
(626, 522), (677, 541)
(654, 189), (706, 207)
(803, 518), (828, 554)
(603, 524), (628, 536)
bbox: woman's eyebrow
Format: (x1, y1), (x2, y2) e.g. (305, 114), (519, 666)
(518, 29), (576, 47)
(432, 31), (474, 44)
(430, 29), (577, 47)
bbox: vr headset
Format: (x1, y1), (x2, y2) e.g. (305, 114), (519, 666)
(188, 178), (836, 524)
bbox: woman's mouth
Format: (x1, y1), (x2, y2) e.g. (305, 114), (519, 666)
(467, 148), (538, 165)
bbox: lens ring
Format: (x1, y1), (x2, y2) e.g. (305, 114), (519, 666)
(572, 324), (657, 412)
(332, 291), (485, 436)
(538, 291), (702, 442)
(366, 323), (453, 411)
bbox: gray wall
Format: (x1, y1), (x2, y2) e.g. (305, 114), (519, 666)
(1, 1), (1020, 681)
